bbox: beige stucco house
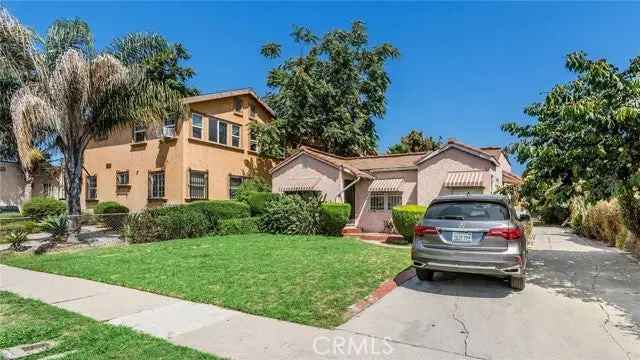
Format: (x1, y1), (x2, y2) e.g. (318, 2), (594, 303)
(271, 140), (522, 232)
(81, 88), (275, 211)
(0, 161), (64, 210)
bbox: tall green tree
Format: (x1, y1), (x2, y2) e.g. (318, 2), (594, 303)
(108, 33), (198, 96)
(1, 8), (186, 240)
(257, 22), (399, 157)
(503, 51), (640, 225)
(387, 129), (441, 154)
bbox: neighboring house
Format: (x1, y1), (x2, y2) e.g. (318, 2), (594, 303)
(81, 88), (275, 211)
(0, 161), (64, 210)
(271, 139), (522, 232)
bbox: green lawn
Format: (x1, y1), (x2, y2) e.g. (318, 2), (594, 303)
(1, 234), (409, 328)
(0, 291), (216, 359)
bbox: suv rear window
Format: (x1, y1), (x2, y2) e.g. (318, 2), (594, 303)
(426, 201), (509, 221)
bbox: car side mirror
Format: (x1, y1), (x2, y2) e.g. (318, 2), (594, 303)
(518, 214), (530, 222)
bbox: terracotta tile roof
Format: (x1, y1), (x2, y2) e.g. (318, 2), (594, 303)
(272, 141), (522, 179)
(301, 146), (426, 173)
(182, 88), (276, 117)
(503, 170), (523, 185)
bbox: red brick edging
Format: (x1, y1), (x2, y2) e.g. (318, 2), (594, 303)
(347, 267), (416, 317)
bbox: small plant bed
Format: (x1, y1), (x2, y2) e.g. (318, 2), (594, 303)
(0, 291), (216, 359)
(1, 234), (409, 328)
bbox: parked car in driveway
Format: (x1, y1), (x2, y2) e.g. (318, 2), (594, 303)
(411, 194), (528, 290)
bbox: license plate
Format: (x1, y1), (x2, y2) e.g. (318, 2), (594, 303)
(451, 231), (473, 243)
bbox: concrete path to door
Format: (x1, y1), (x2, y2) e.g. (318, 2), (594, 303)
(0, 264), (468, 360)
(339, 226), (640, 360)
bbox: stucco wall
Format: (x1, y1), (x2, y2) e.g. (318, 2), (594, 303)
(354, 169), (417, 232)
(271, 154), (344, 201)
(82, 94), (273, 212)
(417, 148), (495, 206)
(0, 162), (25, 207)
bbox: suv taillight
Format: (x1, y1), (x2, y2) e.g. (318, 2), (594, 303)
(415, 225), (438, 236)
(487, 227), (523, 240)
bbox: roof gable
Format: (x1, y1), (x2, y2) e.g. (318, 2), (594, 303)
(182, 88), (276, 117)
(415, 141), (499, 166)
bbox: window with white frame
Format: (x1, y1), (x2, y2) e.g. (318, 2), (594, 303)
(163, 118), (176, 138)
(249, 128), (258, 152)
(369, 191), (403, 212)
(231, 124), (241, 148)
(189, 170), (208, 200)
(149, 171), (165, 199)
(116, 171), (129, 186)
(133, 124), (146, 143)
(208, 117), (218, 142)
(192, 114), (203, 139)
(86, 176), (97, 200)
(229, 175), (245, 199)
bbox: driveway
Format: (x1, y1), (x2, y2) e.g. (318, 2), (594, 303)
(339, 226), (640, 360)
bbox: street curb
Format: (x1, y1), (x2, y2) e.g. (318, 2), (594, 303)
(346, 267), (416, 318)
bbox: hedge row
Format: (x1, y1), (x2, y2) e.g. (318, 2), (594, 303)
(218, 217), (261, 235)
(391, 204), (427, 241)
(124, 200), (250, 243)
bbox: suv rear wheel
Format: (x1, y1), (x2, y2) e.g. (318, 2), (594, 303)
(416, 268), (434, 281)
(509, 275), (525, 290)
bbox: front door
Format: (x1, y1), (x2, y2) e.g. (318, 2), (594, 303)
(343, 180), (356, 221)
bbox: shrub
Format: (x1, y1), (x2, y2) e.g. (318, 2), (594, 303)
(187, 200), (250, 220)
(233, 178), (271, 203)
(94, 201), (129, 214)
(569, 196), (588, 234)
(218, 217), (261, 235)
(156, 208), (210, 240)
(6, 230), (28, 250)
(392, 204), (427, 241)
(319, 202), (351, 236)
(246, 192), (279, 215)
(21, 196), (66, 220)
(123, 212), (162, 244)
(1, 220), (39, 234)
(40, 214), (68, 241)
(617, 185), (640, 239)
(94, 201), (129, 230)
(260, 194), (321, 235)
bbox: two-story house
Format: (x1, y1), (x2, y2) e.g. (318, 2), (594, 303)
(82, 88), (275, 211)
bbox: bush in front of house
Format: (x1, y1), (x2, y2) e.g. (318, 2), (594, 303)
(246, 192), (279, 215)
(319, 202), (351, 236)
(218, 217), (261, 235)
(21, 196), (66, 220)
(94, 201), (130, 230)
(233, 178), (271, 203)
(392, 204), (427, 241)
(123, 212), (162, 244)
(187, 200), (250, 220)
(260, 194), (321, 235)
(156, 208), (211, 240)
(94, 201), (129, 215)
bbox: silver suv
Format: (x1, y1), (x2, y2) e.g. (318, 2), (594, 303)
(411, 195), (528, 290)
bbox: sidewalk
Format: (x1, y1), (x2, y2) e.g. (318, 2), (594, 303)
(0, 265), (470, 360)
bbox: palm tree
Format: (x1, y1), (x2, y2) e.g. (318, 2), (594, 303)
(0, 9), (186, 240)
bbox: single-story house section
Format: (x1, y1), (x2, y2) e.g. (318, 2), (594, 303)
(270, 139), (522, 232)
(0, 161), (65, 211)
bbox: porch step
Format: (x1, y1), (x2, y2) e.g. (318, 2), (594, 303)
(346, 232), (406, 243)
(342, 226), (362, 235)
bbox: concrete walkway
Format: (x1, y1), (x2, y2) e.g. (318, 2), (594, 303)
(339, 226), (640, 360)
(0, 265), (467, 360)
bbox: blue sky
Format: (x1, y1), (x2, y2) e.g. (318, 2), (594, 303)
(6, 2), (640, 174)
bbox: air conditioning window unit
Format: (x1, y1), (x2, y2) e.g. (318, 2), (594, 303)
(162, 126), (176, 138)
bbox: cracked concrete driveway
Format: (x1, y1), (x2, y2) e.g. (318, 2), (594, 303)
(339, 226), (640, 359)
